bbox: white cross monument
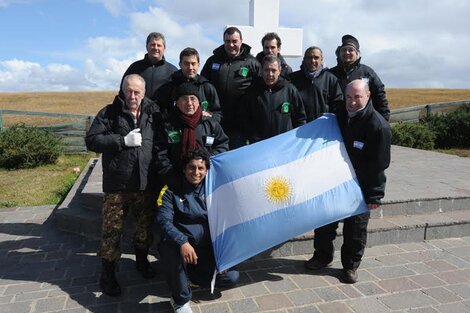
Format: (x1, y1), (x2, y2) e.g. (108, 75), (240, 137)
(228, 0), (303, 57)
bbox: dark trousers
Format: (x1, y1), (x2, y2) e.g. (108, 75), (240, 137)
(159, 240), (216, 306)
(313, 211), (370, 271)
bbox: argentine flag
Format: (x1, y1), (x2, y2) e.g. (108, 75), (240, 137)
(206, 114), (368, 272)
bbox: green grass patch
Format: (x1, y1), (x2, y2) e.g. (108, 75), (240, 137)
(434, 149), (470, 158)
(0, 153), (94, 208)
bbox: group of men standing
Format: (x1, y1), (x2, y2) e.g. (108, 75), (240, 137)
(86, 27), (391, 313)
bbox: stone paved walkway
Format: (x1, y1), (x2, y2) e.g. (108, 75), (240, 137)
(1, 205), (470, 312)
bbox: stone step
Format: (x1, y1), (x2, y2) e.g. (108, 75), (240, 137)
(261, 209), (470, 258)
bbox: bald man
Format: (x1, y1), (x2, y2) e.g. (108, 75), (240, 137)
(305, 79), (391, 284)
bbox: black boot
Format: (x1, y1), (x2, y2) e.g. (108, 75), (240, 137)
(99, 259), (121, 297)
(135, 248), (156, 278)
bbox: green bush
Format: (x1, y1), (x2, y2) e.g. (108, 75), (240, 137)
(424, 105), (470, 148)
(391, 122), (436, 150)
(0, 124), (62, 169)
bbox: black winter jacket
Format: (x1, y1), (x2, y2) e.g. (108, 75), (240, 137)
(241, 77), (306, 143)
(329, 58), (390, 121)
(155, 113), (229, 184)
(337, 100), (391, 204)
(289, 66), (343, 122)
(201, 44), (260, 129)
(157, 181), (210, 247)
(121, 54), (177, 100)
(85, 96), (162, 192)
(157, 70), (223, 123)
(255, 52), (292, 78)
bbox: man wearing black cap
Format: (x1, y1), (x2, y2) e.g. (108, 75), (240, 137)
(154, 82), (229, 187)
(329, 34), (390, 121)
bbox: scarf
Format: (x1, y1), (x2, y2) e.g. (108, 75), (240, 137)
(179, 105), (202, 156)
(303, 64), (324, 79)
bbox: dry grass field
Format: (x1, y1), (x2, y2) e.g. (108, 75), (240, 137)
(0, 88), (470, 124)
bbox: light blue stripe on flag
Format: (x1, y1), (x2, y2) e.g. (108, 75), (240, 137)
(206, 114), (368, 273)
(209, 114), (342, 190)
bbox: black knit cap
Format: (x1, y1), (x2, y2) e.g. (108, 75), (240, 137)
(341, 34), (360, 52)
(173, 82), (200, 101)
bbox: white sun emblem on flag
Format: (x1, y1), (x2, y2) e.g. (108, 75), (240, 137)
(264, 176), (292, 204)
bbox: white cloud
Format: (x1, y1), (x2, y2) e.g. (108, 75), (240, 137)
(0, 59), (98, 91)
(0, 0), (29, 8)
(88, 0), (125, 17)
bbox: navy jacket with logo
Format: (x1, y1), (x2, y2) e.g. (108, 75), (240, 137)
(201, 44), (260, 130)
(157, 181), (210, 247)
(241, 76), (306, 143)
(337, 100), (391, 204)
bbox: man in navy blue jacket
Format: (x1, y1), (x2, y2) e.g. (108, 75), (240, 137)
(157, 149), (239, 313)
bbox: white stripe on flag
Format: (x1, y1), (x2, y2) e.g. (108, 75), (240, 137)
(207, 142), (354, 239)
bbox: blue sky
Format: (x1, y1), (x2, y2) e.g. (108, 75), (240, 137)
(1, 0), (469, 91)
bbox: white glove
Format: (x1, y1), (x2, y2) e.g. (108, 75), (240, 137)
(124, 128), (142, 147)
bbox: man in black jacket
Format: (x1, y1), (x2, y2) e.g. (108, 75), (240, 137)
(305, 79), (391, 284)
(255, 32), (292, 78)
(241, 54), (306, 143)
(329, 34), (390, 121)
(290, 46), (343, 122)
(86, 74), (162, 296)
(201, 27), (260, 149)
(121, 32), (177, 100)
(157, 47), (222, 123)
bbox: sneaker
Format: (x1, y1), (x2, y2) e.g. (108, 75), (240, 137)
(343, 269), (358, 284)
(216, 270), (240, 288)
(170, 298), (193, 313)
(304, 258), (332, 270)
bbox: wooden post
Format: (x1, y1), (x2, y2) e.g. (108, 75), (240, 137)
(426, 104), (432, 118)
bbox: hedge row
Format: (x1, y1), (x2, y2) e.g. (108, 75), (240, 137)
(392, 105), (470, 150)
(0, 125), (62, 169)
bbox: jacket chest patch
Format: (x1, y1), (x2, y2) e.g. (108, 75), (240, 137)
(212, 63), (221, 71)
(204, 136), (214, 146)
(353, 140), (365, 150)
(281, 102), (291, 113)
(239, 67), (249, 77)
(167, 130), (181, 143)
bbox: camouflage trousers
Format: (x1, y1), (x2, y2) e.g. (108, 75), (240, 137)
(98, 191), (157, 262)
